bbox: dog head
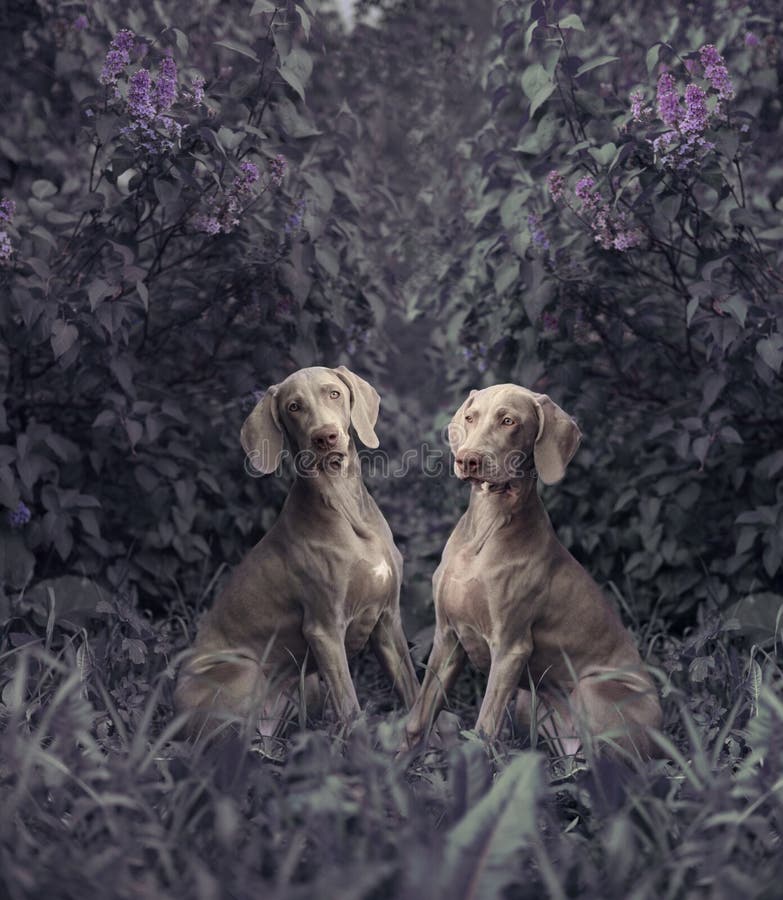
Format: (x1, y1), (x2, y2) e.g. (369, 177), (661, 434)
(240, 366), (380, 475)
(448, 384), (581, 489)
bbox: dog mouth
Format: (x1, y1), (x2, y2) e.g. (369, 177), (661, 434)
(320, 451), (346, 472)
(468, 477), (513, 494)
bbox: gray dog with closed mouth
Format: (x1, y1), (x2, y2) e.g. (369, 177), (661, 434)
(175, 366), (419, 737)
(403, 384), (662, 759)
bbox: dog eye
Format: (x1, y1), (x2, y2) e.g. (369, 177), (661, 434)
(465, 415), (474, 423)
(329, 390), (341, 399)
(288, 402), (300, 412)
(502, 417), (515, 426)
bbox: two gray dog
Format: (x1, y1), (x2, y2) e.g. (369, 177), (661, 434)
(175, 366), (662, 760)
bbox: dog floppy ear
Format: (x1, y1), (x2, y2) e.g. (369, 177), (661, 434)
(333, 366), (380, 448)
(531, 393), (582, 485)
(447, 390), (478, 455)
(240, 387), (284, 474)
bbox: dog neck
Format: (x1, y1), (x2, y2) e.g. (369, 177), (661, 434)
(291, 444), (375, 537)
(462, 474), (546, 553)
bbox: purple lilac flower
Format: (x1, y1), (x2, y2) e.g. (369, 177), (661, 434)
(100, 29), (135, 86)
(127, 68), (156, 120)
(0, 231), (12, 265)
(0, 198), (15, 222)
(527, 213), (550, 250)
(233, 161), (260, 195)
(656, 72), (681, 126)
(154, 55), (178, 112)
(191, 74), (205, 106)
(613, 229), (643, 251)
(73, 14), (89, 31)
(194, 214), (221, 235)
(285, 198), (307, 234)
(630, 90), (647, 122)
(700, 44), (735, 100)
(269, 154), (287, 187)
(547, 170), (565, 202)
(681, 84), (708, 133)
(8, 501), (31, 528)
(745, 32), (760, 48)
(575, 176), (602, 212)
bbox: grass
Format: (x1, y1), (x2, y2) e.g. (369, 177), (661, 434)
(1, 573), (782, 899)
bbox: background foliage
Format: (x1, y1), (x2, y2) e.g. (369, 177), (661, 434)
(1, 0), (782, 897)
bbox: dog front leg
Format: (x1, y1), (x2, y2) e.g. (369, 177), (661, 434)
(370, 608), (420, 709)
(301, 613), (360, 722)
(403, 627), (465, 750)
(475, 641), (531, 740)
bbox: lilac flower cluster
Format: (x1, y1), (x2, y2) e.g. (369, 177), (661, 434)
(73, 14), (89, 31)
(527, 213), (550, 250)
(100, 29), (136, 86)
(190, 75), (205, 107)
(631, 44), (735, 171)
(546, 170), (565, 202)
(8, 500), (31, 529)
(629, 90), (651, 123)
(269, 154), (287, 187)
(195, 161), (262, 235)
(655, 73), (681, 126)
(285, 198), (307, 235)
(99, 30), (202, 155)
(153, 55), (178, 112)
(121, 53), (187, 153)
(700, 44), (735, 101)
(548, 173), (643, 252)
(0, 197), (16, 266)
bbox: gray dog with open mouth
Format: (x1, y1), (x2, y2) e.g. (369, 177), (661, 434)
(175, 366), (419, 738)
(403, 383), (662, 760)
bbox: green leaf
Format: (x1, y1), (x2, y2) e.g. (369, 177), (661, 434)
(659, 193), (682, 221)
(494, 258), (519, 295)
(524, 18), (538, 51)
(214, 40), (259, 63)
(250, 0), (277, 12)
(722, 295), (748, 327)
(521, 63), (551, 102)
(757, 336), (783, 373)
(274, 97), (322, 138)
(296, 5), (311, 39)
(587, 142), (617, 167)
(500, 188), (530, 230)
(87, 279), (113, 311)
(646, 43), (662, 75)
(439, 753), (543, 900)
(521, 63), (555, 117)
(304, 172), (334, 213)
(530, 83), (555, 118)
(279, 48), (312, 101)
(315, 244), (339, 278)
(31, 179), (57, 200)
(51, 321), (78, 359)
(575, 55), (619, 77)
(136, 281), (149, 311)
(557, 13), (585, 31)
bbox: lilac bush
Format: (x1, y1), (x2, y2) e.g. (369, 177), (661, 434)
(417, 0), (783, 625)
(0, 1), (374, 609)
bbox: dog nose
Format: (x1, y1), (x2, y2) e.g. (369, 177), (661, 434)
(311, 426), (339, 452)
(456, 450), (482, 475)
